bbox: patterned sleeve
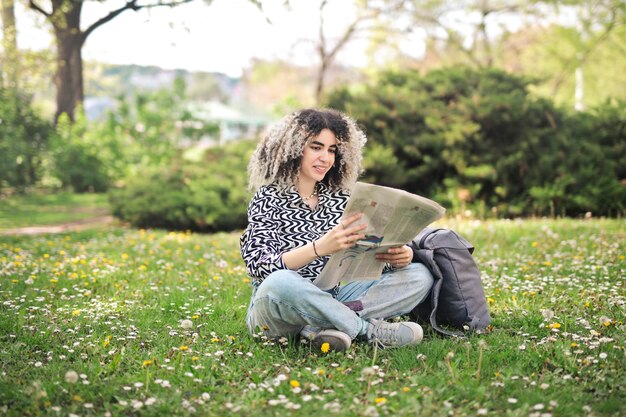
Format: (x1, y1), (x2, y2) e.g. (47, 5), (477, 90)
(240, 188), (288, 281)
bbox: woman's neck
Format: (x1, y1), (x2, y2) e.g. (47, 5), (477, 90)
(296, 179), (317, 199)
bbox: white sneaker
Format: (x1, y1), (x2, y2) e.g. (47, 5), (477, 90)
(365, 319), (423, 348)
(301, 326), (352, 353)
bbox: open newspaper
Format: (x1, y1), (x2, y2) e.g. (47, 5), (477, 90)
(313, 182), (446, 290)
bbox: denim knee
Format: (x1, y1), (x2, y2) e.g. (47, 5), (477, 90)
(254, 269), (310, 302)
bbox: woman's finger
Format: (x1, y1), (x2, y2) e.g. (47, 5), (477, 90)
(340, 212), (363, 228)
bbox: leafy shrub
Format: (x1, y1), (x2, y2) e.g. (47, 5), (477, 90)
(52, 113), (110, 192)
(109, 140), (256, 232)
(326, 67), (625, 217)
(0, 87), (52, 191)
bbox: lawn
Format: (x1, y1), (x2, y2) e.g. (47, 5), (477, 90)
(0, 218), (624, 416)
(0, 193), (110, 230)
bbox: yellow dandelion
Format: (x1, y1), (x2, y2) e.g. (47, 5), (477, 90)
(374, 397), (387, 405)
(290, 380), (300, 388)
(543, 261), (552, 267)
(191, 356), (199, 361)
(211, 337), (220, 342)
(320, 342), (330, 353)
(50, 279), (58, 284)
(103, 336), (111, 348)
(402, 387), (410, 393)
(179, 345), (189, 351)
(571, 342), (578, 348)
(143, 359), (153, 367)
(72, 310), (81, 316)
(192, 315), (199, 319)
(316, 368), (326, 376)
(487, 297), (495, 304)
(531, 241), (538, 247)
(243, 278), (250, 284)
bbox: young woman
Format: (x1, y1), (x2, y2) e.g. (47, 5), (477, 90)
(240, 108), (434, 352)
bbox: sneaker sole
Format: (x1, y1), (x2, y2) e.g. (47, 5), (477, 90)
(311, 330), (352, 353)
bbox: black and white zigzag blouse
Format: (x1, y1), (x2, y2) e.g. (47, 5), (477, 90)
(240, 182), (350, 286)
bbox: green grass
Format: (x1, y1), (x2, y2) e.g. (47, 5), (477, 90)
(0, 192), (110, 230)
(0, 218), (624, 416)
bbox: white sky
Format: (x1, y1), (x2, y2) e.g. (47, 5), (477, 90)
(15, 0), (375, 77)
(12, 0), (575, 78)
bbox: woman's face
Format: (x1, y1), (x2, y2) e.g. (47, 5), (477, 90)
(299, 128), (338, 185)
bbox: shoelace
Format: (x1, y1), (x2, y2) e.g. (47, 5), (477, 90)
(369, 320), (398, 345)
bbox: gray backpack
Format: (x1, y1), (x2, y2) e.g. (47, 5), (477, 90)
(408, 228), (491, 336)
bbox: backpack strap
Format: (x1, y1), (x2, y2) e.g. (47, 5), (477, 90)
(414, 249), (465, 338)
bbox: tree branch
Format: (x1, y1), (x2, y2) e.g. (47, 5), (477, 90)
(28, 0), (51, 17)
(83, 0), (194, 41)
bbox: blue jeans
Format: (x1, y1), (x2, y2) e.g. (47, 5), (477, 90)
(246, 262), (433, 340)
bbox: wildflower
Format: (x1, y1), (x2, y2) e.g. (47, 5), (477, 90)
(179, 345), (189, 351)
(72, 310), (81, 316)
(402, 387), (410, 393)
(320, 342), (330, 353)
(374, 397), (387, 405)
(65, 370), (79, 384)
(541, 309), (554, 321)
(143, 360), (153, 367)
(181, 319), (193, 329)
(290, 380), (300, 388)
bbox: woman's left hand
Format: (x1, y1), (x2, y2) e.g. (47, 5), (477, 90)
(375, 245), (413, 268)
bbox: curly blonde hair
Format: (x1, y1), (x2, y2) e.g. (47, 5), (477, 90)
(248, 108), (367, 192)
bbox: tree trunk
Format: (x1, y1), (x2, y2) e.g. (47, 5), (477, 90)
(53, 1), (84, 123)
(1, 0), (18, 88)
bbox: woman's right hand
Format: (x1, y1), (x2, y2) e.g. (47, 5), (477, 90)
(315, 212), (367, 256)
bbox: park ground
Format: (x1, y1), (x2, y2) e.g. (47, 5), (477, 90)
(0, 194), (624, 416)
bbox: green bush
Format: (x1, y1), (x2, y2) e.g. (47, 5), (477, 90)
(52, 113), (110, 192)
(0, 87), (52, 191)
(109, 139), (256, 232)
(326, 67), (625, 217)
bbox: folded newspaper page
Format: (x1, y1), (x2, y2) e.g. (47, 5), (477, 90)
(313, 182), (445, 290)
